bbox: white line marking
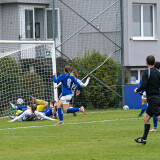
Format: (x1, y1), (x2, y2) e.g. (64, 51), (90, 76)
(0, 117), (140, 131)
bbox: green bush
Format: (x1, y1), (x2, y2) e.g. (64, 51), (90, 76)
(67, 49), (122, 109)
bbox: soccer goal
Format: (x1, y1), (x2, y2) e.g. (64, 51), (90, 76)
(0, 40), (58, 117)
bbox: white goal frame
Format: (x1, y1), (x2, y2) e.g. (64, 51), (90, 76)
(0, 40), (58, 102)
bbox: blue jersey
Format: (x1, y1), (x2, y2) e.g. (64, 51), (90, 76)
(53, 73), (80, 96)
(40, 107), (53, 117)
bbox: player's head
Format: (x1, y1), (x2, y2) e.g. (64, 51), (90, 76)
(146, 55), (155, 65)
(71, 70), (78, 79)
(31, 104), (37, 113)
(154, 61), (160, 69)
(64, 65), (71, 74)
(50, 100), (56, 107)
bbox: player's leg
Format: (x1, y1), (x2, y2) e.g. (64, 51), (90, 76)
(150, 115), (158, 132)
(56, 99), (64, 125)
(69, 97), (77, 116)
(138, 94), (147, 117)
(62, 95), (85, 115)
(134, 113), (151, 144)
(30, 96), (48, 110)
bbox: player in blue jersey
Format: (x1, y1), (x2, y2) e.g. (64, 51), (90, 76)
(55, 70), (90, 116)
(53, 65), (85, 125)
(40, 100), (58, 119)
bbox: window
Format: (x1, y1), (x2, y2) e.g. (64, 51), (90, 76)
(132, 4), (155, 39)
(131, 70), (138, 80)
(130, 68), (145, 84)
(47, 9), (59, 39)
(25, 10), (33, 38)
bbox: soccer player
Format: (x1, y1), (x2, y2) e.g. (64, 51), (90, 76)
(8, 104), (57, 122)
(70, 70), (90, 116)
(134, 55), (160, 144)
(10, 99), (58, 119)
(10, 97), (50, 115)
(149, 61), (160, 132)
(53, 65), (85, 125)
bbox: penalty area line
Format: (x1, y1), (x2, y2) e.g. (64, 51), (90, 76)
(0, 117), (140, 131)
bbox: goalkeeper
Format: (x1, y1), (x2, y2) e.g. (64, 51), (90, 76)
(10, 98), (58, 119)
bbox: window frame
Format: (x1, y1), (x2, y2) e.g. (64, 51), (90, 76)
(130, 68), (145, 83)
(45, 8), (61, 41)
(132, 3), (155, 40)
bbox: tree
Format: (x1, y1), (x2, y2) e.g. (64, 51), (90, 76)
(67, 49), (122, 109)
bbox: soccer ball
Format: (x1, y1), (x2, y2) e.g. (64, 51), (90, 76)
(123, 105), (129, 110)
(17, 98), (24, 105)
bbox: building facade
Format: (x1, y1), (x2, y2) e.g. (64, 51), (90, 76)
(0, 0), (160, 83)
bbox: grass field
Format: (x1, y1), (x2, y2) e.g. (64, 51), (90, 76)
(0, 109), (160, 160)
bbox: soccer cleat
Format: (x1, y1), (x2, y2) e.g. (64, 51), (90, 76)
(10, 102), (16, 110)
(80, 106), (86, 115)
(73, 112), (77, 116)
(30, 95), (36, 103)
(134, 137), (146, 144)
(55, 121), (64, 125)
(150, 128), (157, 132)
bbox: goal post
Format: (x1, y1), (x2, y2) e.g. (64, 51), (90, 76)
(0, 40), (58, 117)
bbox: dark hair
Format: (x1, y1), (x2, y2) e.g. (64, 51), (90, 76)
(50, 100), (56, 106)
(154, 61), (160, 69)
(64, 65), (71, 74)
(146, 55), (155, 65)
(31, 104), (37, 113)
(72, 70), (78, 79)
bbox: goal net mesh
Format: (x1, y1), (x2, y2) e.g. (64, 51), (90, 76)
(0, 42), (56, 117)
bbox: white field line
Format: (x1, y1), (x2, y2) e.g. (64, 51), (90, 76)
(0, 117), (140, 131)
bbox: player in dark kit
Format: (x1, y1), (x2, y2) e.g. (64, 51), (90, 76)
(134, 55), (160, 144)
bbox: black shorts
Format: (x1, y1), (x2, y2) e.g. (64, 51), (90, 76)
(146, 95), (160, 117)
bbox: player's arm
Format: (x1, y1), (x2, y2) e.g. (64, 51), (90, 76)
(55, 82), (62, 89)
(53, 73), (64, 83)
(78, 77), (90, 87)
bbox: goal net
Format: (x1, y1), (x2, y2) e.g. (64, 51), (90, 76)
(0, 41), (58, 117)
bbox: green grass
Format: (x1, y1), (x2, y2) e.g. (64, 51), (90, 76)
(0, 109), (160, 160)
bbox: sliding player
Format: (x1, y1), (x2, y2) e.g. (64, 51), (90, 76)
(53, 65), (85, 125)
(10, 97), (50, 116)
(8, 104), (57, 122)
(10, 99), (58, 119)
